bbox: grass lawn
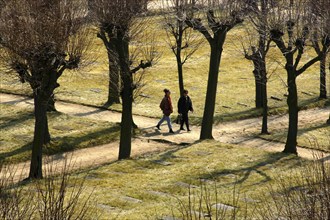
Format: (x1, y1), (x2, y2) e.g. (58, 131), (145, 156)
(0, 104), (120, 164)
(66, 140), (309, 219)
(260, 122), (330, 152)
(1, 16), (328, 123)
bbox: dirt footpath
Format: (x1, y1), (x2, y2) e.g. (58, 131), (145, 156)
(1, 93), (329, 180)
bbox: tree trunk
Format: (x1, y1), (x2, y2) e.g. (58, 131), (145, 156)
(254, 69), (263, 108)
(283, 67), (298, 154)
(261, 69), (268, 134)
(117, 37), (133, 160)
(107, 41), (121, 105)
(44, 115), (51, 144)
(200, 39), (223, 140)
(319, 54), (327, 99)
(47, 93), (57, 112)
(176, 23), (184, 96)
(29, 93), (49, 179)
(176, 56), (184, 96)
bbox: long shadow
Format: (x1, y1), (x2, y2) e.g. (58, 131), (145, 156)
(1, 125), (121, 163)
(298, 123), (329, 135)
(0, 142), (32, 163)
(148, 140), (202, 164)
(197, 152), (300, 186)
(213, 108), (262, 125)
(0, 111), (34, 130)
(74, 108), (109, 117)
(44, 125), (121, 155)
(211, 96), (328, 125)
(1, 97), (31, 105)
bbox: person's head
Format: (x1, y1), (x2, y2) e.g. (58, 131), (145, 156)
(183, 89), (188, 97)
(163, 89), (171, 96)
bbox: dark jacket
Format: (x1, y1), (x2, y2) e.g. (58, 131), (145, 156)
(160, 96), (173, 116)
(178, 95), (193, 114)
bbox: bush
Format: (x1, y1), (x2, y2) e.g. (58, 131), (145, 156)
(256, 154), (330, 220)
(0, 157), (95, 220)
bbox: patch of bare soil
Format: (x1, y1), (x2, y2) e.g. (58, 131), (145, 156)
(1, 93), (329, 181)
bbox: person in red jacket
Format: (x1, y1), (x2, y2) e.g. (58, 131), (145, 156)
(156, 89), (174, 133)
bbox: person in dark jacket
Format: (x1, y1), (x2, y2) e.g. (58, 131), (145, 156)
(178, 89), (193, 131)
(156, 89), (174, 133)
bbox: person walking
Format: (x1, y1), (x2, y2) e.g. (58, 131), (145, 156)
(156, 89), (174, 133)
(178, 89), (194, 131)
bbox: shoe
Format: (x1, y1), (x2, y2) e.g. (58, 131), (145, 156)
(156, 125), (161, 130)
(180, 127), (185, 130)
(169, 129), (174, 133)
(187, 129), (191, 131)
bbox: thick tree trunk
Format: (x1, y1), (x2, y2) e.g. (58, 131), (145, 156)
(319, 55), (327, 99)
(283, 67), (298, 154)
(29, 93), (49, 179)
(47, 93), (57, 112)
(117, 38), (133, 160)
(107, 41), (121, 105)
(200, 40), (223, 140)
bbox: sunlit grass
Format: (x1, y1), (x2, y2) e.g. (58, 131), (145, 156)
(0, 104), (120, 163)
(71, 140), (307, 219)
(1, 15), (327, 123)
(260, 122), (330, 152)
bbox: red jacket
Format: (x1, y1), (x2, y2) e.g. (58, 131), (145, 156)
(160, 96), (173, 116)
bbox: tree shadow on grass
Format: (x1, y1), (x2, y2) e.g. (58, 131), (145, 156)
(1, 97), (31, 105)
(197, 152), (301, 187)
(0, 111), (34, 130)
(44, 125), (121, 155)
(74, 108), (110, 117)
(0, 142), (32, 163)
(0, 125), (121, 164)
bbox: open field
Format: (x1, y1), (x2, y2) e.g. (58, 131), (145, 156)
(1, 16), (328, 123)
(1, 5), (330, 220)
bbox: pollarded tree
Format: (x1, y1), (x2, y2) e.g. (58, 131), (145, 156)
(268, 0), (329, 154)
(242, 0), (275, 134)
(88, 0), (121, 105)
(309, 0), (330, 99)
(89, 0), (154, 160)
(184, 0), (246, 139)
(162, 0), (204, 95)
(0, 0), (91, 179)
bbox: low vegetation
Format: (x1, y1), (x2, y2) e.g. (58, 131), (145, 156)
(2, 140), (328, 219)
(260, 122), (330, 152)
(0, 104), (120, 164)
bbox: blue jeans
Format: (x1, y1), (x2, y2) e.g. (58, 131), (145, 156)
(157, 115), (172, 130)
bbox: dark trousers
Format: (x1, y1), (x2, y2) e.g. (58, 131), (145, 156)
(180, 113), (189, 130)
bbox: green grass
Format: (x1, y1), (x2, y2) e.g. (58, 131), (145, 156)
(0, 104), (120, 163)
(1, 15), (328, 123)
(67, 140), (308, 219)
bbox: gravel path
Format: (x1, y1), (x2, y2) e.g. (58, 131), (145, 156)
(1, 93), (329, 181)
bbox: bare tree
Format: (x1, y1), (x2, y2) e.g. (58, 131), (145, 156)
(162, 0), (204, 95)
(242, 0), (274, 134)
(89, 0), (155, 160)
(309, 0), (330, 99)
(0, 0), (91, 179)
(268, 0), (329, 154)
(184, 0), (246, 139)
(88, 0), (121, 105)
